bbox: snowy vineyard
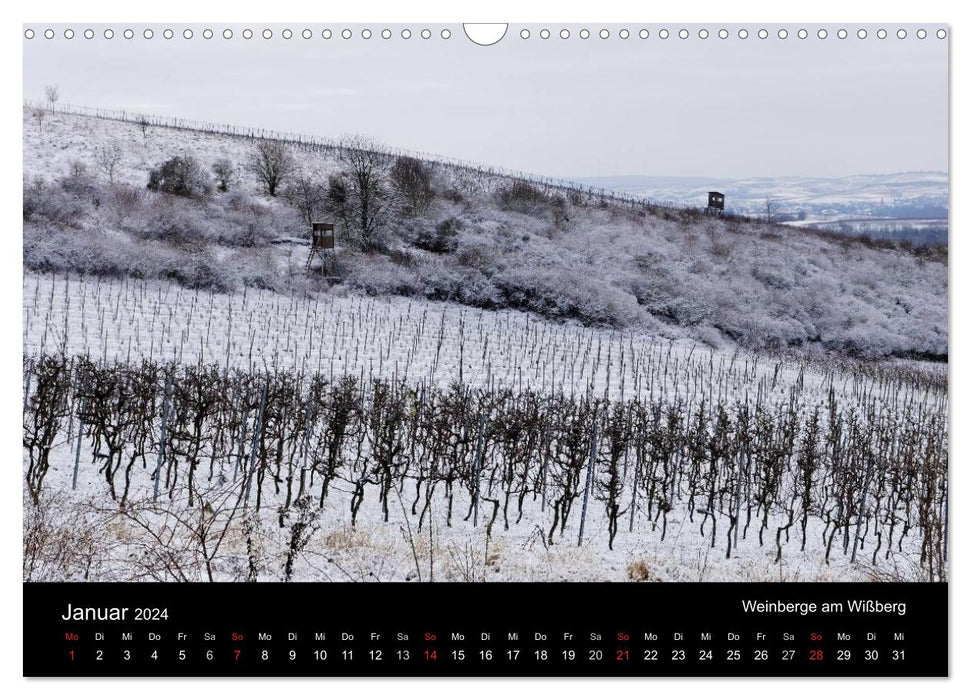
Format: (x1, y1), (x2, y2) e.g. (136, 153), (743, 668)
(22, 273), (945, 404)
(23, 343), (947, 583)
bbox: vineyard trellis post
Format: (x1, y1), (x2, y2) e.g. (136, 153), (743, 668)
(577, 421), (600, 547)
(298, 387), (315, 499)
(23, 359), (34, 413)
(472, 413), (486, 527)
(153, 374), (173, 503)
(244, 384), (269, 506)
(733, 447), (746, 551)
(942, 480), (948, 563)
(71, 394), (87, 491)
(851, 458), (875, 564)
(232, 381), (249, 483)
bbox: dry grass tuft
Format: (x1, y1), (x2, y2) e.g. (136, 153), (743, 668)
(626, 558), (659, 582)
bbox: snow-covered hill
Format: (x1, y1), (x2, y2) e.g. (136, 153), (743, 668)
(22, 107), (948, 584)
(23, 107), (947, 360)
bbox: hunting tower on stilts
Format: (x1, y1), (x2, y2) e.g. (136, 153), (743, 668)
(307, 222), (336, 272)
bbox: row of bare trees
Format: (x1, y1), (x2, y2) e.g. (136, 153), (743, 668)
(32, 101), (669, 216)
(23, 353), (948, 581)
(253, 138), (434, 252)
(28, 85), (60, 134)
(87, 136), (433, 253)
(30, 88), (431, 254)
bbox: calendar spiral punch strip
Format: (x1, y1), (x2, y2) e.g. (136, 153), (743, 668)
(23, 24), (950, 41)
(22, 23), (948, 678)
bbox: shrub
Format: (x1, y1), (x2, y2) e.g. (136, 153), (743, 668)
(158, 246), (234, 292)
(211, 158), (236, 193)
(494, 266), (642, 327)
(225, 189), (268, 217)
(414, 217), (461, 253)
(388, 248), (419, 267)
(147, 156), (212, 198)
(709, 237), (734, 259)
(23, 178), (87, 228)
(22, 178), (45, 222)
(59, 169), (101, 203)
(234, 217), (274, 248)
(68, 160), (88, 179)
(441, 187), (465, 204)
(132, 204), (206, 246)
(106, 185), (147, 224)
(455, 244), (493, 270)
(550, 194), (570, 227)
(225, 248), (280, 290)
(495, 181), (550, 216)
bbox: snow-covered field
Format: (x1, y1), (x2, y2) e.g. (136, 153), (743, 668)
(24, 272), (944, 407)
(28, 449), (892, 585)
(23, 272), (947, 583)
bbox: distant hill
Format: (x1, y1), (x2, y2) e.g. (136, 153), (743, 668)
(22, 107), (947, 360)
(575, 172), (948, 244)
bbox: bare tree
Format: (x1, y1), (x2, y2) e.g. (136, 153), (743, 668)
(285, 171), (327, 227)
(765, 197), (775, 224)
(32, 107), (46, 133)
(44, 85), (60, 113)
(95, 142), (124, 185)
(137, 116), (151, 142)
(391, 156), (435, 214)
(212, 158), (236, 193)
(339, 135), (393, 251)
(249, 142), (295, 197)
(324, 175), (351, 232)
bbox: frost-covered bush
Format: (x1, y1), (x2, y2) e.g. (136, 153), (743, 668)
(105, 184), (147, 226)
(23, 178), (88, 228)
(208, 203), (290, 248)
(342, 254), (425, 297)
(157, 245), (234, 292)
(224, 189), (265, 215)
(224, 248), (281, 290)
(24, 224), (236, 292)
(495, 181), (553, 217)
(494, 266), (643, 327)
(212, 158), (236, 193)
(413, 217), (461, 253)
(59, 167), (102, 202)
(130, 200), (208, 245)
(25, 226), (126, 276)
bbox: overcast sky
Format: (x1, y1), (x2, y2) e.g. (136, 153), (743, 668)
(23, 24), (948, 179)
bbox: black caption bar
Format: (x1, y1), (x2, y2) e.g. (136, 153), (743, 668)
(24, 582), (947, 677)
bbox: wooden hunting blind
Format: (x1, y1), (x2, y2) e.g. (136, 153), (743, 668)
(311, 222), (335, 251)
(307, 222), (337, 272)
(707, 191), (725, 212)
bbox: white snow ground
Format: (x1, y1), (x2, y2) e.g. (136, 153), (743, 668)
(23, 273), (942, 583)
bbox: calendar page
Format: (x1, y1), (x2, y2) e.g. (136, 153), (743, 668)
(21, 20), (948, 678)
